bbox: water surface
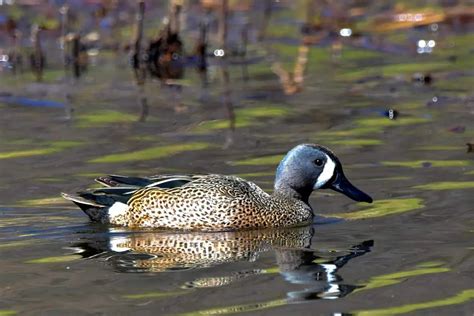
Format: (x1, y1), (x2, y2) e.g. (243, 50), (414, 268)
(0, 2), (473, 315)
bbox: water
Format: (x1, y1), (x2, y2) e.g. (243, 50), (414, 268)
(1, 2), (474, 315)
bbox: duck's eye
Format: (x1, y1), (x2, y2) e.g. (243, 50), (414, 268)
(314, 159), (323, 166)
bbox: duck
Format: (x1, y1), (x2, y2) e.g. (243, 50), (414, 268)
(62, 144), (372, 231)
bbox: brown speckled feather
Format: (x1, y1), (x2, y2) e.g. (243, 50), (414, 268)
(109, 174), (312, 231)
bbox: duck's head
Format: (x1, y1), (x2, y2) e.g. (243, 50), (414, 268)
(274, 144), (372, 204)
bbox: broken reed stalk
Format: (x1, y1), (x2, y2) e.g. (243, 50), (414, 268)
(218, 0), (228, 50)
(221, 65), (235, 149)
(11, 30), (22, 74)
(216, 0), (234, 147)
(269, 0), (313, 95)
(131, 0), (146, 86)
(71, 34), (81, 79)
(240, 24), (249, 81)
(59, 5), (69, 72)
(131, 0), (148, 122)
(258, 0), (272, 41)
(31, 25), (44, 82)
(170, 0), (182, 34)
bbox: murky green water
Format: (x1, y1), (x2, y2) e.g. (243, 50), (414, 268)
(1, 2), (474, 315)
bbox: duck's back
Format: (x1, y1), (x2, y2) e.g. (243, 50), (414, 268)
(109, 174), (313, 230)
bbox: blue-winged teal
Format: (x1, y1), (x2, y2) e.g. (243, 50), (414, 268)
(62, 144), (372, 231)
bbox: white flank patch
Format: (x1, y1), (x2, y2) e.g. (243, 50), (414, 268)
(109, 236), (131, 252)
(314, 154), (336, 189)
(108, 201), (129, 219)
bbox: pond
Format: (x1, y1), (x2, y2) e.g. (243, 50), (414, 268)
(0, 1), (473, 315)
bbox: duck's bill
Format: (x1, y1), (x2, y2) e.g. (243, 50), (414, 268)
(328, 172), (373, 203)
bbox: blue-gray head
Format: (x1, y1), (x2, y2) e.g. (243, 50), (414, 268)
(274, 144), (372, 204)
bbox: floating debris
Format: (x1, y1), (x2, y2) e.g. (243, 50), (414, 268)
(385, 109), (399, 120)
(448, 126), (465, 133)
(29, 24), (45, 82)
(467, 143), (473, 153)
(412, 72), (432, 84)
(0, 96), (65, 108)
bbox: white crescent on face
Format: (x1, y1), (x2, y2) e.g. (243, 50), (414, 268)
(313, 154), (336, 189)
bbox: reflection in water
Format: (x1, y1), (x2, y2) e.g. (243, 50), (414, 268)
(221, 63), (235, 149)
(145, 2), (186, 113)
(76, 226), (373, 302)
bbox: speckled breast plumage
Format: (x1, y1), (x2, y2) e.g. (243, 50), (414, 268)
(110, 174), (313, 230)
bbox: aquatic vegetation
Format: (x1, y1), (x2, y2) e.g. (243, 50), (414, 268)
(356, 262), (449, 292)
(195, 106), (290, 132)
(18, 197), (69, 207)
(413, 181), (474, 190)
(25, 255), (81, 264)
(416, 145), (461, 151)
(0, 216), (73, 228)
(356, 117), (431, 128)
(179, 298), (287, 316)
(319, 117), (431, 144)
(434, 76), (474, 92)
(368, 176), (412, 181)
(354, 289), (474, 316)
(123, 291), (188, 300)
(89, 143), (212, 163)
(0, 141), (82, 160)
(382, 160), (471, 168)
(0, 148), (59, 160)
(0, 310), (17, 316)
(332, 198), (424, 220)
(0, 240), (38, 249)
(339, 48), (384, 61)
(337, 62), (450, 81)
(231, 155), (283, 166)
(76, 110), (137, 127)
(266, 23), (298, 39)
(319, 126), (381, 137)
(327, 139), (382, 146)
(234, 171), (275, 178)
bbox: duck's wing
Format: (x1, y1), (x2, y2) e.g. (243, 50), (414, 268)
(62, 174), (206, 222)
(178, 174), (270, 199)
(95, 174), (200, 189)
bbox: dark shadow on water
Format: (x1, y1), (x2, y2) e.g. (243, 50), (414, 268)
(74, 225), (373, 301)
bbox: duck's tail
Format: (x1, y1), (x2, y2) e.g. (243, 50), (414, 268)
(61, 189), (132, 223)
(63, 174), (192, 223)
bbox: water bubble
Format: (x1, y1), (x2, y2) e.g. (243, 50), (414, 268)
(427, 40), (436, 48)
(339, 28), (352, 37)
(213, 49), (225, 57)
(430, 23), (439, 32)
(388, 109), (396, 120)
(432, 96), (438, 102)
(417, 40), (426, 48)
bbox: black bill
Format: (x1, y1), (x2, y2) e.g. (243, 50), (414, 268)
(328, 171), (373, 203)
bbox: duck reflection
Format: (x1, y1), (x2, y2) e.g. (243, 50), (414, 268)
(77, 226), (373, 301)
